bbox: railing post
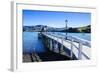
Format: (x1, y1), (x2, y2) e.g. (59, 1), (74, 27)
(53, 40), (56, 52)
(60, 37), (64, 53)
(50, 39), (53, 51)
(55, 41), (59, 53)
(70, 38), (73, 59)
(78, 42), (82, 60)
(56, 38), (59, 53)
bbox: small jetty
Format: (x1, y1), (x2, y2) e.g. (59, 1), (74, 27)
(23, 32), (90, 62)
(40, 32), (91, 60)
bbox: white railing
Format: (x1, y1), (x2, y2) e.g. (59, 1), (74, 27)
(42, 32), (91, 60)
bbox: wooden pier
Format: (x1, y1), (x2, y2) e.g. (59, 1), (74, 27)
(40, 32), (91, 60)
(23, 32), (91, 62)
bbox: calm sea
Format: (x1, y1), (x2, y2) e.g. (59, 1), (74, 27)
(23, 32), (91, 53)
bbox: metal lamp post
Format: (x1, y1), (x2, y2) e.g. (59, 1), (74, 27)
(65, 19), (68, 36)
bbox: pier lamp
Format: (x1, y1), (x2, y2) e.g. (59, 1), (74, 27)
(65, 19), (68, 36)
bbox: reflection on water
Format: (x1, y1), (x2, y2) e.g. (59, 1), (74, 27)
(23, 32), (47, 53)
(62, 32), (91, 41)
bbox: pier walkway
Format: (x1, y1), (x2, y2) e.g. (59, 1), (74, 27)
(23, 32), (91, 62)
(41, 32), (91, 60)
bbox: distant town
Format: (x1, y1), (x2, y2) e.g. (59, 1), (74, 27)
(23, 25), (91, 33)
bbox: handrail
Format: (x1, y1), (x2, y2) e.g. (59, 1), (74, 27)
(41, 32), (90, 60)
(47, 32), (91, 47)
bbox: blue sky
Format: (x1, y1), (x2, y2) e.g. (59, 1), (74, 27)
(23, 10), (91, 28)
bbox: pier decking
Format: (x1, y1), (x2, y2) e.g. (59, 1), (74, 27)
(41, 32), (91, 60)
(23, 50), (71, 62)
(23, 32), (91, 62)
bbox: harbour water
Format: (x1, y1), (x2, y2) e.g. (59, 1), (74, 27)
(23, 32), (91, 53)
